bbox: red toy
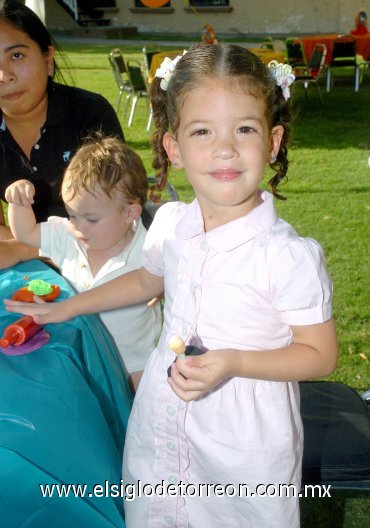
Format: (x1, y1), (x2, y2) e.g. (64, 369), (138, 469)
(0, 316), (43, 348)
(0, 279), (61, 351)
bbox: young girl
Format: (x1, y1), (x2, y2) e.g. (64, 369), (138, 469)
(5, 44), (338, 527)
(5, 135), (161, 392)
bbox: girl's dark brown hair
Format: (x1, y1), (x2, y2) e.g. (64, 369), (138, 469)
(150, 43), (292, 200)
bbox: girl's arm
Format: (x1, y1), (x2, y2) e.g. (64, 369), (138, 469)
(5, 267), (165, 324)
(169, 319), (338, 402)
(6, 181), (41, 248)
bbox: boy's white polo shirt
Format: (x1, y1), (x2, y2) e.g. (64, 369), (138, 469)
(40, 216), (161, 374)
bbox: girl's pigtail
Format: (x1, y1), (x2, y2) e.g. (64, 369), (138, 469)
(268, 91), (292, 200)
(149, 78), (171, 201)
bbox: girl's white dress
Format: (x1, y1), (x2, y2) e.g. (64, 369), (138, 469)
(123, 192), (333, 528)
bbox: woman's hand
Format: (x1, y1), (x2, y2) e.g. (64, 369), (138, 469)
(0, 239), (39, 269)
(168, 349), (239, 402)
(5, 180), (35, 207)
(4, 296), (75, 325)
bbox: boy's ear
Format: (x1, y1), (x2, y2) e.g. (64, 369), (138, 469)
(126, 203), (142, 222)
(163, 132), (183, 169)
(269, 125), (284, 162)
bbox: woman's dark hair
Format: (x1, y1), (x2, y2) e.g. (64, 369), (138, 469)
(150, 43), (292, 200)
(0, 0), (61, 79)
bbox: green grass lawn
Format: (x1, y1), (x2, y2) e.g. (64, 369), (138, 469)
(55, 41), (370, 527)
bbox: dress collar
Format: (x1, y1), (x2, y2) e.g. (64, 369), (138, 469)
(176, 191), (278, 252)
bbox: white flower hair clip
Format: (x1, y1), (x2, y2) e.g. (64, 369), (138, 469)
(268, 61), (295, 100)
(155, 51), (187, 91)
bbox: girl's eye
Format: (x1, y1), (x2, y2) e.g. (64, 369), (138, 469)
(87, 218), (98, 223)
(238, 126), (255, 134)
(12, 52), (24, 60)
(192, 129), (209, 136)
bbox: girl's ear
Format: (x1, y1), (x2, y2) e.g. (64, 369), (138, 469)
(126, 203), (142, 222)
(46, 46), (55, 77)
(163, 132), (183, 169)
(268, 125), (284, 163)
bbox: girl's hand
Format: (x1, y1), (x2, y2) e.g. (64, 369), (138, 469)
(5, 180), (35, 207)
(168, 349), (239, 402)
(4, 297), (75, 325)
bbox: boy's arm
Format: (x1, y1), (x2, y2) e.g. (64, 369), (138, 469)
(6, 181), (41, 248)
(8, 203), (41, 248)
(5, 267), (165, 324)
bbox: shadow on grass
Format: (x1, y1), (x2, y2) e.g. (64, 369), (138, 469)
(291, 78), (370, 150)
(301, 493), (370, 528)
(301, 497), (345, 527)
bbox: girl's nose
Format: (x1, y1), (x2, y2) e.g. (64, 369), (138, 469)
(213, 136), (238, 160)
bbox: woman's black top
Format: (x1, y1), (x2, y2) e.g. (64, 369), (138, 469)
(0, 81), (124, 222)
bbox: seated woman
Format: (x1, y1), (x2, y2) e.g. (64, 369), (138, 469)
(0, 0), (124, 269)
(351, 10), (369, 36)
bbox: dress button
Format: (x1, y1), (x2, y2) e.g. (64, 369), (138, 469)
(200, 240), (208, 251)
(167, 440), (176, 452)
(34, 144), (40, 150)
(32, 166), (38, 172)
(166, 405), (176, 416)
(168, 474), (177, 484)
(165, 514), (174, 525)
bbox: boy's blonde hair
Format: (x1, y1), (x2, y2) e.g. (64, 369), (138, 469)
(62, 135), (148, 207)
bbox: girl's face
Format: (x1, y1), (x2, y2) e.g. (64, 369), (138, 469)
(62, 183), (138, 256)
(0, 20), (54, 118)
(164, 78), (283, 229)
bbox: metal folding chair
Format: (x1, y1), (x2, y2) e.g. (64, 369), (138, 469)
(142, 45), (161, 80)
(108, 48), (132, 120)
(126, 60), (152, 130)
(294, 43), (327, 105)
(326, 35), (362, 92)
(285, 37), (308, 75)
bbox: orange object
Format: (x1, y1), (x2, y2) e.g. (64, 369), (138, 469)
(140, 0), (169, 7)
(12, 284), (60, 303)
(202, 24), (217, 45)
(0, 316), (43, 348)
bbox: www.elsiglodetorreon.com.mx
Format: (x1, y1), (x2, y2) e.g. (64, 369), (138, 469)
(39, 480), (331, 500)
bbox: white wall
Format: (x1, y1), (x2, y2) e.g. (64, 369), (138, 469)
(43, 0), (365, 36)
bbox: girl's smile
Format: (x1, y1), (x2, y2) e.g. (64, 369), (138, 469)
(209, 169), (243, 181)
